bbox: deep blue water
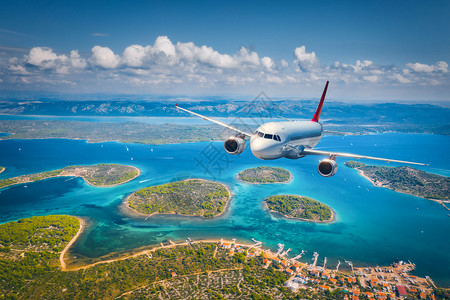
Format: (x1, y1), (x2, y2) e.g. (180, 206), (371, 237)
(0, 134), (449, 286)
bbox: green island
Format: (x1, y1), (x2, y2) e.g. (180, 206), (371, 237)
(1, 215), (442, 299)
(0, 164), (140, 189)
(0, 120), (225, 144)
(265, 195), (334, 222)
(344, 161), (450, 202)
(126, 179), (230, 218)
(238, 166), (292, 184)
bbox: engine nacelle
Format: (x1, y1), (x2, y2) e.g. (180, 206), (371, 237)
(318, 159), (338, 177)
(224, 137), (246, 155)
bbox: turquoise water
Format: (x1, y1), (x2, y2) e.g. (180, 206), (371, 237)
(0, 134), (449, 286)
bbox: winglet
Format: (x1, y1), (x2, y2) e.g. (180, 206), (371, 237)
(311, 81), (329, 122)
(175, 102), (178, 109)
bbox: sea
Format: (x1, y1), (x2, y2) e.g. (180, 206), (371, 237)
(0, 124), (449, 286)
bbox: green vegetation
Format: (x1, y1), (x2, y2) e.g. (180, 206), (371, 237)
(128, 179), (230, 218)
(238, 166), (292, 183)
(265, 195), (333, 222)
(0, 163), (140, 189)
(0, 215), (79, 252)
(0, 215), (302, 300)
(0, 120), (224, 144)
(344, 161), (450, 200)
(0, 215), (79, 296)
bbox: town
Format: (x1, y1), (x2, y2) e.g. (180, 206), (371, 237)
(219, 238), (438, 300)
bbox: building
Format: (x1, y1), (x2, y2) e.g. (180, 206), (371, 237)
(396, 285), (408, 298)
(284, 280), (299, 292)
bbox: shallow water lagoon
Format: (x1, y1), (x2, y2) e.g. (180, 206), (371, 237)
(0, 133), (449, 286)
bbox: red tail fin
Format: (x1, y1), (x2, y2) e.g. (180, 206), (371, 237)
(311, 81), (329, 122)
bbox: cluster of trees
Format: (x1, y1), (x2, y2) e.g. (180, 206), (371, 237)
(80, 164), (139, 186)
(0, 215), (381, 299)
(343, 161), (366, 169)
(0, 177), (18, 188)
(129, 179), (230, 218)
(0, 164), (139, 190)
(345, 160), (450, 200)
(0, 120), (224, 144)
(265, 195), (333, 221)
(239, 166), (291, 183)
(0, 215), (79, 251)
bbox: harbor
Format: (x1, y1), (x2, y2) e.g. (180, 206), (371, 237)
(218, 238), (441, 299)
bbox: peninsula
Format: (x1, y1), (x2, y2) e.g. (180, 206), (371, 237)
(0, 164), (140, 189)
(344, 161), (450, 202)
(0, 215), (442, 299)
(238, 166), (292, 184)
(0, 166), (4, 174)
(126, 179), (230, 218)
(265, 195), (334, 222)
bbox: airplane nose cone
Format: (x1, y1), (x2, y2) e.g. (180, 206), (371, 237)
(250, 139), (265, 158)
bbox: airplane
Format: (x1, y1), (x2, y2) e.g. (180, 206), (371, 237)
(175, 81), (427, 177)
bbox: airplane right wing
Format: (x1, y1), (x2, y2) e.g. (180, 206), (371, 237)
(175, 104), (253, 138)
(302, 148), (428, 166)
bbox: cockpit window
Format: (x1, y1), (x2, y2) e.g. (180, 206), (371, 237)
(258, 132), (264, 137)
(274, 135), (281, 142)
(264, 134), (273, 139)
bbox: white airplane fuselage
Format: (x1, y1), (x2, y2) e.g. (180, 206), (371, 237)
(250, 121), (323, 160)
(175, 80), (426, 177)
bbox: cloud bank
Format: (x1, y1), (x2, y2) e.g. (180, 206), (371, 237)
(1, 36), (449, 99)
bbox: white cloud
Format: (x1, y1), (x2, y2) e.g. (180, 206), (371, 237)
(293, 46), (319, 71)
(391, 74), (411, 84)
(363, 75), (378, 83)
(406, 61), (448, 73)
(90, 46), (121, 69)
(266, 75), (283, 83)
(122, 45), (149, 67)
(26, 47), (67, 69)
(261, 56), (274, 70)
(69, 50), (87, 69)
(436, 61), (448, 73)
(352, 60), (373, 72)
(2, 37), (449, 99)
(153, 36), (176, 57)
(8, 63), (29, 74)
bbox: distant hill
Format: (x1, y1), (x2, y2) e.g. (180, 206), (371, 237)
(0, 99), (449, 135)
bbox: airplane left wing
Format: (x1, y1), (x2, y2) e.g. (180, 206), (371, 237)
(175, 104), (253, 137)
(302, 148), (428, 166)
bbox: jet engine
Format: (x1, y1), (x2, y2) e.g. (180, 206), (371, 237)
(318, 159), (338, 177)
(224, 137), (246, 155)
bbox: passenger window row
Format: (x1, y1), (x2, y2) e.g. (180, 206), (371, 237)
(254, 131), (281, 142)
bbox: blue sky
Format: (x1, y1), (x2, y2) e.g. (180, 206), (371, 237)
(0, 0), (449, 101)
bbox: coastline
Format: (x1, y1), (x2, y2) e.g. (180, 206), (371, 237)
(121, 178), (233, 219)
(60, 216), (85, 271)
(0, 165), (141, 190)
(63, 238), (256, 271)
(263, 201), (335, 223)
(357, 169), (450, 211)
(236, 168), (293, 185)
